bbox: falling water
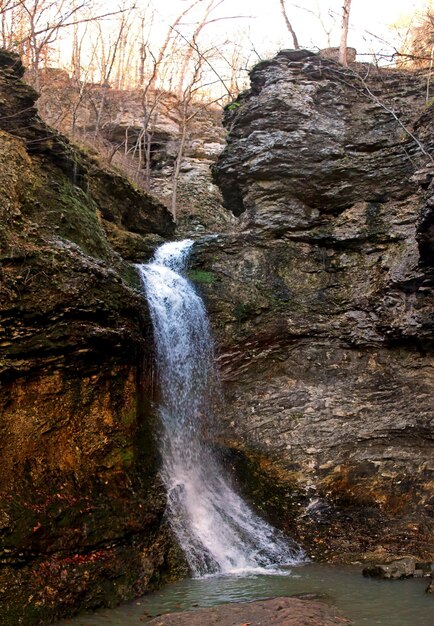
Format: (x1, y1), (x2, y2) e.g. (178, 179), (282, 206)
(137, 240), (303, 577)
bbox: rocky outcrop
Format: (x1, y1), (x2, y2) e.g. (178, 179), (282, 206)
(0, 51), (185, 625)
(194, 50), (434, 562)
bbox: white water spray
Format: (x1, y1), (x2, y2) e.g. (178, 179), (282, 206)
(137, 240), (303, 577)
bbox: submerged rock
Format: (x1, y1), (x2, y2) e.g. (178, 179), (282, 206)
(146, 596), (352, 625)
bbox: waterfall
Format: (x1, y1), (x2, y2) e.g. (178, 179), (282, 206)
(137, 240), (303, 577)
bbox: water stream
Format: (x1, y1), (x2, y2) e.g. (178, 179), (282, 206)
(136, 240), (302, 576)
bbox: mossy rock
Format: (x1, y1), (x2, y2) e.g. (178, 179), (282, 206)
(188, 270), (216, 284)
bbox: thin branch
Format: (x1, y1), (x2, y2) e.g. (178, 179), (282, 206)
(324, 62), (434, 162)
(14, 6), (134, 46)
(168, 21), (232, 97)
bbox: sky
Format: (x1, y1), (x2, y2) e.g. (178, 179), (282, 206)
(143, 0), (430, 62)
(49, 0), (430, 92)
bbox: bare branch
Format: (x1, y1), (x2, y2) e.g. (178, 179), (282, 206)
(14, 6), (133, 47)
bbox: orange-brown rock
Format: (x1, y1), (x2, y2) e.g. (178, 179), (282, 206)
(0, 50), (183, 625)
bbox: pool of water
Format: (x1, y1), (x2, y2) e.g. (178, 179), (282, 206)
(60, 563), (433, 626)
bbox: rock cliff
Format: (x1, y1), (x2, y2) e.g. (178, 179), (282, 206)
(194, 50), (434, 562)
(1, 46), (433, 624)
(0, 51), (183, 625)
(35, 75), (236, 236)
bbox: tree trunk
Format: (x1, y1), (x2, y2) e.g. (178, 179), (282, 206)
(279, 0), (299, 49)
(339, 0), (352, 66)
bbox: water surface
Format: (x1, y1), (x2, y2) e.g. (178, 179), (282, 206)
(61, 563), (433, 626)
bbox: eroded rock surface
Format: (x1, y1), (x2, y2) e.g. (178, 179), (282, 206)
(0, 51), (184, 625)
(194, 50), (434, 562)
(146, 596), (351, 625)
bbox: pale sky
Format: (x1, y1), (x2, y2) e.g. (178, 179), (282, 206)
(144, 0), (430, 62)
(52, 0), (430, 91)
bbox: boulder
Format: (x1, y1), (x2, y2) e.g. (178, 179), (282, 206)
(363, 557), (418, 579)
(146, 596), (352, 625)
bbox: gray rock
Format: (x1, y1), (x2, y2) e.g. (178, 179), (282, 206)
(199, 50), (434, 562)
(363, 557), (417, 579)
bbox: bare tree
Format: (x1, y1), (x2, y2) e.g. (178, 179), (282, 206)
(176, 0), (224, 97)
(339, 0), (352, 65)
(93, 13), (129, 139)
(69, 23), (100, 137)
(14, 0), (92, 90)
(171, 41), (226, 221)
(279, 0), (299, 49)
(132, 0), (204, 190)
(1, 0), (132, 89)
(0, 1), (18, 48)
(293, 1), (336, 48)
(171, 53), (202, 221)
(400, 8), (434, 68)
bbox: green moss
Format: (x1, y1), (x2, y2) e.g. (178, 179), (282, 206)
(119, 448), (134, 466)
(289, 412), (303, 423)
(21, 166), (110, 260)
(120, 407), (136, 426)
(233, 301), (254, 324)
(53, 180), (110, 258)
(224, 446), (305, 532)
(121, 264), (142, 290)
(188, 270), (215, 284)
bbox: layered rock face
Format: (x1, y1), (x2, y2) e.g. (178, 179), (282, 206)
(194, 50), (434, 561)
(0, 52), (183, 625)
(36, 76), (235, 236)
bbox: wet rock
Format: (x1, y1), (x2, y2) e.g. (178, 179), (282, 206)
(201, 50), (434, 562)
(146, 596), (352, 625)
(0, 50), (182, 624)
(363, 557), (418, 579)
